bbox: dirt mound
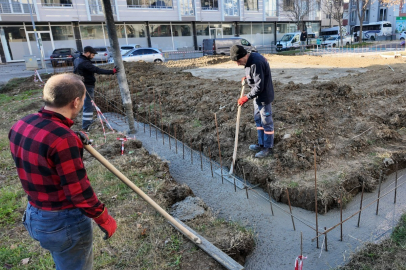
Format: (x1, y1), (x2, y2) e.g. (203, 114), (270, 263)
(94, 55), (406, 213)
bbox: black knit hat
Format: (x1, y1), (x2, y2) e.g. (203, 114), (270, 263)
(83, 46), (98, 54)
(230, 45), (247, 61)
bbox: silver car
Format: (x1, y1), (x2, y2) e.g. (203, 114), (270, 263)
(92, 46), (112, 63)
(109, 48), (165, 63)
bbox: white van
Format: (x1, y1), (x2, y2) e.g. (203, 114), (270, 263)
(276, 32), (301, 51)
(202, 38), (256, 56)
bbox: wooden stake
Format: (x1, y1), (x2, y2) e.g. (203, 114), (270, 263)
(214, 113), (223, 184)
(357, 181), (365, 227)
(286, 188), (296, 231)
(376, 170), (383, 215)
(395, 162), (398, 204)
(314, 145), (319, 248)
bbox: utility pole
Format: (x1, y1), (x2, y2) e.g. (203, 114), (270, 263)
(101, 0), (136, 134)
(27, 0), (47, 72)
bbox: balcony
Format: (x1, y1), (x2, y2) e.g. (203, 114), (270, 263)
(0, 1), (35, 13)
(89, 0), (116, 15)
(126, 0), (173, 9)
(41, 0), (72, 7)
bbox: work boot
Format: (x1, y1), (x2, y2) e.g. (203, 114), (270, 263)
(255, 148), (273, 159)
(249, 144), (263, 152)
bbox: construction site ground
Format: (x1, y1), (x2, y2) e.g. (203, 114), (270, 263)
(1, 51), (406, 269)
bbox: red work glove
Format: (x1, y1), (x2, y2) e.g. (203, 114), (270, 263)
(238, 96), (249, 106)
(93, 207), (117, 240)
(113, 66), (118, 74)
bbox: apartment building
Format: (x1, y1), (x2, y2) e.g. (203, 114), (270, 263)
(0, 0), (321, 62)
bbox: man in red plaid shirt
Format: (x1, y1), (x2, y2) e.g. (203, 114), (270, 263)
(9, 73), (117, 270)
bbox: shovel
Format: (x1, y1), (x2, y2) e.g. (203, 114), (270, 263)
(229, 78), (246, 176)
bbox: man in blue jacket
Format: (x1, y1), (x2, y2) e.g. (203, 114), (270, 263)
(74, 46), (117, 131)
(230, 45), (274, 158)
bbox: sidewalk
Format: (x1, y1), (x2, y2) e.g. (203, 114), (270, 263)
(0, 62), (54, 86)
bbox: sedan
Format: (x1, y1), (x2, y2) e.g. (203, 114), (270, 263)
(50, 48), (80, 67)
(120, 44), (142, 55)
(321, 36), (352, 47)
(108, 48), (165, 63)
(400, 31), (406, 40)
(92, 46), (113, 63)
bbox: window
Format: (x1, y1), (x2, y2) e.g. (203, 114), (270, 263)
(283, 0), (293, 11)
(264, 0), (276, 16)
(126, 0), (172, 8)
(196, 24), (210, 35)
(222, 23), (234, 35)
(241, 39), (251, 46)
(126, 24), (146, 38)
(80, 25), (105, 39)
(172, 24), (191, 36)
(42, 0), (72, 7)
(244, 0), (257, 10)
(180, 0), (194, 15)
(51, 26), (74, 40)
(363, 9), (369, 21)
(224, 0), (239, 16)
(150, 24), (171, 37)
(379, 7), (387, 21)
(0, 0), (34, 13)
(351, 10), (356, 22)
(201, 0), (218, 10)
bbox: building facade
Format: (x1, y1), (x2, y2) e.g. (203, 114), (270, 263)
(0, 0), (321, 62)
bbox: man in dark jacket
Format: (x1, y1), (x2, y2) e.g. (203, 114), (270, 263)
(300, 30), (307, 52)
(230, 45), (274, 158)
(74, 46), (117, 131)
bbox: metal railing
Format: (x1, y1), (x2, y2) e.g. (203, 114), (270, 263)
(0, 2), (35, 13)
(88, 4), (116, 14)
(41, 2), (73, 7)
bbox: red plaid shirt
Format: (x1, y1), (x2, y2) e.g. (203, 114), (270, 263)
(9, 108), (104, 218)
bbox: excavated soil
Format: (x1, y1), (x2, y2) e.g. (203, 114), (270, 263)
(94, 54), (406, 213)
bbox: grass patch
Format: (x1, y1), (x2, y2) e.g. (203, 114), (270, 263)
(0, 186), (24, 226)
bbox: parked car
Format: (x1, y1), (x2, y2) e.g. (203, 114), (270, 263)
(50, 48), (80, 67)
(400, 31), (406, 40)
(92, 46), (112, 62)
(276, 32), (301, 51)
(109, 48), (165, 63)
(120, 44), (142, 55)
(321, 36), (352, 47)
(202, 38), (256, 56)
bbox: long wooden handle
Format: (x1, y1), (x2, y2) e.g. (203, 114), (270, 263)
(229, 82), (246, 175)
(84, 144), (202, 244)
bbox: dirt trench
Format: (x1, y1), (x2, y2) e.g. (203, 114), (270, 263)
(94, 54), (406, 213)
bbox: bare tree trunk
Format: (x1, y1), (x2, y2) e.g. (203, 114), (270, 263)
(101, 0), (136, 134)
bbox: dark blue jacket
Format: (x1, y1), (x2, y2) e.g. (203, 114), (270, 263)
(74, 55), (113, 86)
(244, 53), (274, 105)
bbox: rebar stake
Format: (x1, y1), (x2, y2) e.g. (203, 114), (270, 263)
(159, 95), (164, 145)
(395, 162), (398, 204)
(200, 143), (203, 171)
(153, 88), (157, 140)
(208, 145), (213, 178)
(168, 125), (171, 150)
(148, 100), (151, 137)
(300, 232), (303, 258)
(286, 188), (296, 231)
(314, 145), (319, 248)
(175, 126), (178, 154)
(324, 227), (328, 251)
(182, 133), (185, 160)
(340, 192), (343, 241)
(357, 181), (365, 227)
(243, 167), (248, 199)
(214, 113), (223, 184)
(190, 141), (193, 164)
(266, 179), (274, 216)
(376, 170), (383, 215)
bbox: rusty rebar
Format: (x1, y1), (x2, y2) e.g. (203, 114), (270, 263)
(153, 88), (157, 140)
(243, 167), (248, 199)
(357, 181), (365, 227)
(286, 188), (296, 231)
(182, 133), (185, 160)
(324, 227), (328, 251)
(300, 232), (303, 257)
(340, 192), (343, 241)
(190, 142), (193, 164)
(148, 98), (151, 137)
(175, 126), (178, 154)
(200, 143), (203, 171)
(214, 113), (223, 184)
(395, 162), (398, 204)
(208, 145), (213, 178)
(168, 125), (171, 150)
(314, 145), (319, 248)
(266, 179), (274, 216)
(159, 95), (164, 145)
(143, 98), (146, 133)
(376, 170), (383, 215)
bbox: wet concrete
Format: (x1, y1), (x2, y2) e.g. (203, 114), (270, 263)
(102, 113), (406, 270)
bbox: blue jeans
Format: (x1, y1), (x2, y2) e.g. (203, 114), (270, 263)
(254, 102), (274, 149)
(82, 85), (95, 130)
(23, 203), (93, 270)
